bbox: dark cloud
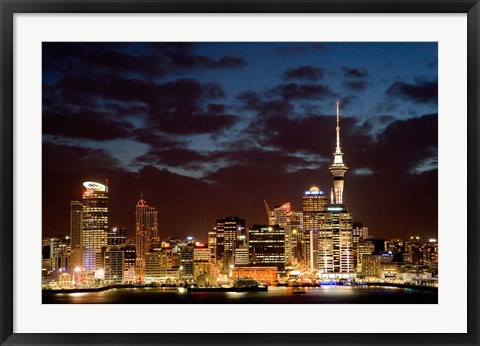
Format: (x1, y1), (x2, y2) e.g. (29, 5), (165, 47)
(43, 111), (134, 141)
(43, 141), (121, 172)
(283, 66), (325, 82)
(342, 66), (368, 78)
(42, 42), (438, 241)
(276, 43), (326, 56)
(343, 80), (368, 92)
(386, 79), (438, 104)
(272, 83), (336, 100)
(47, 77), (238, 136)
(136, 148), (207, 167)
(374, 102), (398, 113)
(131, 128), (184, 147)
(367, 113), (437, 173)
(339, 96), (357, 110)
(43, 42), (245, 81)
(236, 91), (263, 110)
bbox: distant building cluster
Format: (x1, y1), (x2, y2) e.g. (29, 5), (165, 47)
(42, 104), (438, 289)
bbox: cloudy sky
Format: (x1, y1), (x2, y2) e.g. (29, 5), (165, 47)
(42, 42), (438, 241)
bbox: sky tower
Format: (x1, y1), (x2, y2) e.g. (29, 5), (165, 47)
(329, 101), (348, 204)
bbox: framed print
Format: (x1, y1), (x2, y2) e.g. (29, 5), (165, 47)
(1, 1), (479, 345)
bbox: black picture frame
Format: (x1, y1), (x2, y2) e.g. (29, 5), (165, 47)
(1, 1), (479, 345)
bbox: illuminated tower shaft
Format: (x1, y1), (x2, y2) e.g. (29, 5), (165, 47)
(135, 197), (158, 273)
(329, 101), (348, 204)
(81, 181), (108, 270)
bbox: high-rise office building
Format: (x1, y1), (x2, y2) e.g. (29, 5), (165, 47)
(290, 211), (303, 263)
(248, 224), (285, 274)
(135, 196), (158, 275)
(302, 186), (328, 271)
(70, 201), (83, 269)
(104, 247), (124, 284)
(215, 217), (245, 271)
(81, 181), (108, 270)
(266, 202), (293, 266)
(318, 205), (354, 273)
(207, 230), (217, 260)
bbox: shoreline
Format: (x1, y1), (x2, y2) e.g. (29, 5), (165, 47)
(42, 282), (437, 294)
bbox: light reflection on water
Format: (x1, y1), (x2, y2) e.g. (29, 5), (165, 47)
(43, 286), (437, 304)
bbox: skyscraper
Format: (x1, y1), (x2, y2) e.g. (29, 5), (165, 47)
(81, 181), (108, 270)
(266, 202), (293, 266)
(248, 224), (285, 274)
(318, 205), (354, 273)
(135, 196), (158, 276)
(215, 217), (245, 272)
(302, 186), (328, 271)
(70, 201), (83, 269)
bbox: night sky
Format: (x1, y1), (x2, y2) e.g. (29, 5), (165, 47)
(42, 42), (438, 242)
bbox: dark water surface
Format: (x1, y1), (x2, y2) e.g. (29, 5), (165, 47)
(43, 286), (437, 304)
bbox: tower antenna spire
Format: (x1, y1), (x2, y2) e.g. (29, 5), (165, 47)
(335, 100), (341, 153)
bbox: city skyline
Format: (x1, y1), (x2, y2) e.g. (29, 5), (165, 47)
(42, 42), (438, 241)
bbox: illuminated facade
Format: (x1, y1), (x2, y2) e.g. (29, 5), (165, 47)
(267, 202), (293, 266)
(356, 240), (375, 273)
(248, 224), (285, 274)
(107, 227), (126, 247)
(70, 201), (83, 268)
(232, 266), (278, 284)
(81, 181), (108, 270)
(135, 197), (158, 274)
(216, 217), (245, 271)
(207, 230), (217, 259)
(302, 186), (328, 271)
(318, 204), (354, 273)
(104, 248), (124, 284)
(290, 211), (303, 262)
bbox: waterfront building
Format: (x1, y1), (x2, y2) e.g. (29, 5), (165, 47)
(356, 240), (375, 273)
(135, 196), (158, 278)
(144, 251), (169, 282)
(70, 201), (83, 269)
(122, 244), (136, 278)
(104, 247), (124, 284)
(302, 186), (328, 271)
(193, 261), (211, 281)
(248, 224), (285, 274)
(179, 243), (194, 279)
(49, 236), (71, 273)
(361, 254), (381, 277)
(81, 181), (109, 270)
(231, 266), (278, 284)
